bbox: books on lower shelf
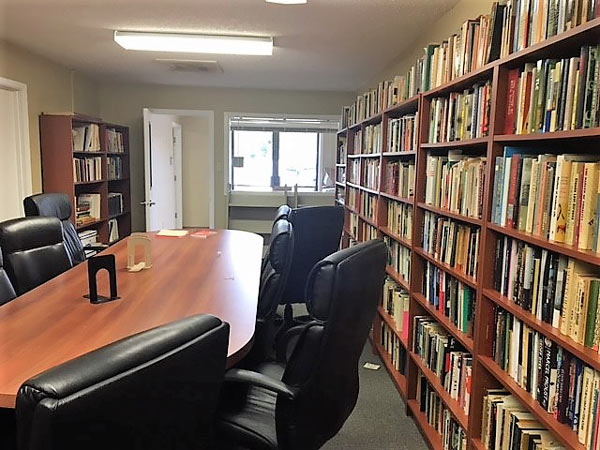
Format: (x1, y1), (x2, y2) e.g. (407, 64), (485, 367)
(382, 277), (410, 340)
(428, 80), (492, 144)
(347, 186), (359, 211)
(359, 192), (378, 223)
(73, 156), (102, 183)
(386, 201), (413, 242)
(361, 223), (378, 242)
(108, 218), (119, 243)
(349, 213), (359, 240)
(387, 113), (419, 153)
(425, 153), (486, 219)
(76, 193), (101, 227)
(383, 160), (415, 199)
(492, 150), (600, 251)
(384, 236), (411, 283)
(108, 192), (124, 217)
(78, 229), (99, 257)
(106, 128), (125, 153)
(107, 156), (123, 180)
(72, 123), (101, 152)
(481, 389), (563, 450)
(492, 305), (600, 448)
(381, 320), (407, 374)
(414, 316), (472, 415)
(422, 212), (481, 279)
(504, 46), (600, 135)
(362, 159), (380, 191)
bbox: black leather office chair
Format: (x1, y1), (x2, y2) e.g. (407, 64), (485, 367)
(0, 217), (72, 296)
(16, 314), (230, 450)
(0, 248), (16, 306)
(24, 193), (103, 266)
(249, 219), (294, 364)
(261, 205), (292, 273)
(218, 239), (387, 450)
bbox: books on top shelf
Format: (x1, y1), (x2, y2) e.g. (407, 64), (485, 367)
(425, 152), (487, 219)
(76, 193), (101, 227)
(428, 80), (492, 143)
(73, 156), (102, 183)
(492, 304), (600, 448)
(481, 389), (564, 450)
(387, 113), (419, 153)
(384, 236), (411, 283)
(383, 277), (410, 340)
(383, 160), (415, 199)
(504, 46), (600, 135)
(72, 124), (101, 152)
(106, 128), (125, 153)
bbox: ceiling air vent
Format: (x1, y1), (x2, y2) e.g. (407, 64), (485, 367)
(155, 58), (223, 73)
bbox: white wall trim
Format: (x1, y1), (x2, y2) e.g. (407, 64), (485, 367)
(0, 77), (32, 210)
(145, 108), (215, 229)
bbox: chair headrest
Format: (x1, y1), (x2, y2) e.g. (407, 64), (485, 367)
(304, 240), (387, 321)
(0, 217), (64, 253)
(268, 219), (293, 272)
(24, 193), (72, 221)
(274, 204), (291, 222)
(289, 205), (344, 226)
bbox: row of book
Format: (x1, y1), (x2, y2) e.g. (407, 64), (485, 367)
(381, 321), (407, 374)
(425, 153), (487, 219)
(336, 166), (346, 184)
(504, 46), (600, 135)
(361, 223), (378, 242)
(348, 159), (360, 184)
(491, 151), (600, 252)
(383, 160), (415, 199)
(422, 212), (481, 279)
(382, 277), (410, 340)
(106, 128), (126, 153)
(423, 262), (476, 337)
(75, 193), (101, 227)
(413, 316), (472, 415)
(353, 130), (362, 155)
(388, 113), (419, 153)
(362, 124), (382, 155)
(349, 213), (359, 241)
(481, 390), (563, 450)
(362, 159), (380, 191)
(359, 193), (377, 223)
(347, 187), (359, 212)
(417, 375), (469, 450)
(494, 236), (600, 349)
(73, 156), (102, 183)
(492, 305), (600, 448)
(428, 81), (492, 143)
(107, 156), (123, 180)
(72, 124), (101, 152)
(108, 192), (124, 217)
(385, 236), (411, 283)
(386, 201), (413, 242)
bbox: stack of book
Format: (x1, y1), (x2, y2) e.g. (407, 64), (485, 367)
(362, 159), (380, 191)
(387, 113), (419, 153)
(417, 374), (468, 450)
(492, 305), (600, 448)
(428, 81), (492, 143)
(386, 201), (413, 241)
(504, 46), (600, 135)
(385, 236), (411, 282)
(72, 124), (101, 152)
(73, 156), (102, 183)
(383, 161), (415, 199)
(75, 193), (101, 227)
(359, 193), (378, 223)
(423, 212), (480, 279)
(383, 277), (410, 340)
(481, 390), (563, 450)
(492, 150), (600, 251)
(107, 156), (123, 180)
(106, 128), (125, 153)
(423, 262), (476, 336)
(425, 153), (486, 219)
(414, 316), (473, 414)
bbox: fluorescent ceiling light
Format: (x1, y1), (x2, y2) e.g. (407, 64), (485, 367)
(114, 31), (273, 56)
(266, 0), (307, 3)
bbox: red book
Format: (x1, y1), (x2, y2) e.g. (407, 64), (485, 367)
(504, 69), (520, 134)
(521, 69), (533, 132)
(506, 154), (522, 228)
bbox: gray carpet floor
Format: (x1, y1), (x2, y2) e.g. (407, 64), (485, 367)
(322, 344), (429, 450)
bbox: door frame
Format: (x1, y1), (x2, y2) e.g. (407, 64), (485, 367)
(142, 108), (215, 230)
(0, 77), (32, 214)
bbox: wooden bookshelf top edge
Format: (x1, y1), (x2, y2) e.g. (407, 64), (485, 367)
(406, 400), (444, 450)
(423, 64), (494, 98)
(335, 163), (346, 167)
(380, 192), (415, 205)
(374, 340), (408, 399)
(383, 95), (420, 116)
(73, 151), (105, 156)
(410, 350), (469, 429)
(494, 127), (600, 142)
(421, 137), (490, 149)
(358, 153), (381, 158)
(75, 180), (106, 186)
(412, 292), (474, 353)
(362, 112), (383, 126)
(346, 182), (360, 189)
(106, 152), (129, 156)
(414, 247), (478, 289)
(417, 202), (483, 226)
(377, 307), (409, 348)
(385, 266), (410, 291)
(482, 288), (600, 372)
(359, 185), (379, 195)
(76, 219), (106, 230)
(347, 154), (361, 159)
(477, 355), (586, 450)
(379, 226), (413, 248)
(382, 151), (417, 157)
(337, 128), (348, 135)
(335, 181), (346, 187)
(487, 223), (600, 266)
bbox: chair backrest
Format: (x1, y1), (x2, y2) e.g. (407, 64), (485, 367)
(0, 217), (72, 296)
(276, 240), (387, 450)
(282, 206), (344, 304)
(23, 193), (85, 265)
(16, 314), (230, 450)
(261, 205), (292, 274)
(0, 248), (16, 306)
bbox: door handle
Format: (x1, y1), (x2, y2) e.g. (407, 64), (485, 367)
(140, 201), (156, 206)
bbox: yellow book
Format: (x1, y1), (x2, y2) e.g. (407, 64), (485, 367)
(579, 163), (600, 250)
(565, 162), (584, 246)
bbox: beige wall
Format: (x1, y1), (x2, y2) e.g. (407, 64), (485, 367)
(97, 83), (354, 231)
(364, 0), (497, 90)
(0, 40), (99, 193)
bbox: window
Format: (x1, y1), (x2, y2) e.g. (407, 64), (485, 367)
(229, 115), (338, 192)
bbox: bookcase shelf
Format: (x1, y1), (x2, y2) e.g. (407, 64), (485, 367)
(417, 203), (483, 227)
(379, 226), (412, 249)
(423, 65), (495, 99)
(470, 438), (486, 450)
(420, 137), (490, 149)
(407, 399), (443, 450)
(385, 266), (410, 291)
(374, 338), (408, 399)
(494, 127), (600, 142)
(384, 95), (420, 116)
(414, 247), (478, 290)
(379, 192), (414, 205)
(377, 306), (408, 349)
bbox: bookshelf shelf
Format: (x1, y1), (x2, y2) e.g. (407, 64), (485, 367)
(335, 163), (346, 167)
(417, 203), (483, 227)
(337, 128), (348, 135)
(346, 182), (361, 190)
(478, 355), (585, 450)
(420, 137), (489, 149)
(493, 127), (600, 142)
(384, 95), (420, 116)
(379, 226), (412, 249)
(379, 192), (414, 205)
(414, 247), (478, 290)
(359, 185), (379, 195)
(347, 154), (361, 159)
(359, 153), (381, 159)
(410, 351), (469, 429)
(483, 288), (600, 372)
(374, 339), (408, 399)
(76, 219), (105, 231)
(413, 292), (474, 353)
(377, 306), (408, 349)
(385, 266), (410, 291)
(423, 64), (494, 98)
(407, 400), (443, 450)
(335, 181), (345, 188)
(74, 180), (105, 186)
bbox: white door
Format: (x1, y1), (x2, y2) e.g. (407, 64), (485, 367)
(142, 110), (181, 231)
(0, 81), (31, 222)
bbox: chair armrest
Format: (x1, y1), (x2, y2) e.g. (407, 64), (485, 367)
(224, 369), (297, 400)
(275, 324), (306, 362)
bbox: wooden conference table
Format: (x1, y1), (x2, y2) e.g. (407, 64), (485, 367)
(0, 229), (263, 408)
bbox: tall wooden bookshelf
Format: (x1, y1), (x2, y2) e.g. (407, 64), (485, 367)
(39, 113), (132, 244)
(337, 18), (600, 450)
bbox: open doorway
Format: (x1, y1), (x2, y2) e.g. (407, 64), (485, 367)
(142, 109), (214, 231)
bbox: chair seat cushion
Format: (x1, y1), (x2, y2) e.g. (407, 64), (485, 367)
(218, 362), (284, 450)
